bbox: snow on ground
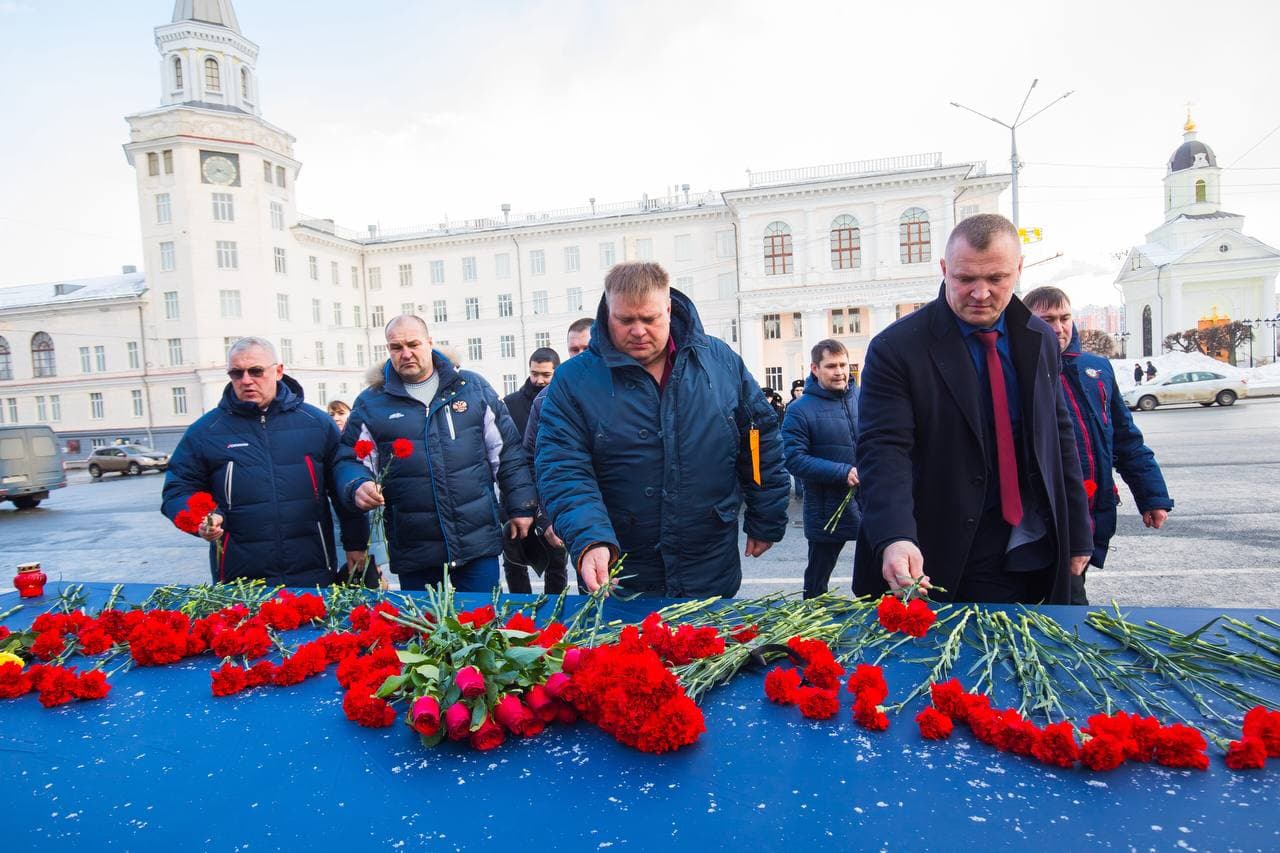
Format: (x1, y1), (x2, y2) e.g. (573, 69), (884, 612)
(1109, 351), (1280, 395)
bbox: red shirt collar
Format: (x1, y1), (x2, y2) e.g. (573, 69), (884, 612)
(658, 335), (677, 392)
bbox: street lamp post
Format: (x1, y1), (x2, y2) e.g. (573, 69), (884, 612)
(951, 80), (1074, 230)
(1265, 314), (1280, 365)
(1243, 318), (1259, 368)
(1116, 330), (1131, 360)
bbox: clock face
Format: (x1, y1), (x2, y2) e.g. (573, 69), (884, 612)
(200, 151), (240, 186)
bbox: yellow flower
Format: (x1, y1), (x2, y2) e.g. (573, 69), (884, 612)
(0, 651), (24, 669)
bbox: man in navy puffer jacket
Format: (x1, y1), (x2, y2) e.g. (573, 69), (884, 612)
(782, 339), (861, 598)
(336, 315), (538, 591)
(162, 337), (368, 586)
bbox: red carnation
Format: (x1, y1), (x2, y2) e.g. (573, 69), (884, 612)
(1129, 715), (1162, 762)
(354, 439), (375, 461)
(763, 667), (802, 705)
(1031, 721), (1080, 768)
(454, 666), (486, 699)
(876, 595), (907, 632)
(444, 702), (473, 741)
(173, 508), (202, 534)
(786, 636), (835, 665)
(853, 694), (889, 731)
(803, 657), (845, 692)
(534, 622), (567, 649)
(342, 690), (396, 728)
(631, 695), (705, 754)
(188, 491), (218, 516)
(457, 605), (495, 628)
(0, 662), (34, 699)
(846, 664), (888, 704)
(73, 670), (111, 701)
(731, 624), (760, 643)
(1225, 737), (1268, 770)
(916, 706), (954, 740)
(391, 438), (414, 459)
(211, 663), (249, 697)
(929, 678), (967, 719)
(246, 660), (279, 688)
(504, 612), (538, 633)
(796, 686), (840, 720)
(35, 665), (79, 708)
(31, 631), (66, 661)
(410, 695), (442, 736)
(1243, 706), (1280, 758)
(76, 627), (113, 656)
(1000, 715), (1042, 757)
(1152, 723), (1209, 771)
(1080, 735), (1127, 772)
(0, 626), (10, 641)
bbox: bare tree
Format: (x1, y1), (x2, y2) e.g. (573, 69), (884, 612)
(1163, 328), (1201, 353)
(1079, 329), (1117, 358)
(1198, 321), (1253, 366)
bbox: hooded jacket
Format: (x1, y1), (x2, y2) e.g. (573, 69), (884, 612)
(781, 372), (861, 543)
(535, 289), (789, 598)
(162, 375), (367, 585)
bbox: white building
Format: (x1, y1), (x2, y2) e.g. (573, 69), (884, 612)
(1117, 115), (1280, 362)
(0, 0), (1008, 455)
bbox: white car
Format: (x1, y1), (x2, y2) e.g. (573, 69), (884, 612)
(1124, 370), (1248, 411)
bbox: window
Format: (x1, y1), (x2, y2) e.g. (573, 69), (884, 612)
(370, 305), (385, 328)
(276, 165), (286, 188)
(495, 253), (511, 279)
(164, 291), (179, 320)
(50, 395), (61, 421)
(215, 289), (240, 319)
(1142, 305), (1152, 357)
(274, 247), (287, 274)
(336, 342), (345, 366)
(280, 338), (293, 363)
(264, 160), (273, 183)
(356, 344), (366, 367)
(635, 238), (653, 260)
(127, 341), (140, 370)
(718, 272), (736, 299)
(433, 300), (448, 323)
(599, 242), (616, 269)
(1, 398), (13, 424)
(465, 297), (480, 320)
(31, 333), (55, 378)
(212, 192), (234, 222)
(173, 56), (183, 92)
(763, 313), (781, 340)
(167, 338), (184, 365)
(216, 240), (238, 270)
(204, 57), (221, 93)
(172, 387), (188, 415)
(503, 374), (518, 395)
(312, 298), (322, 325)
(309, 256), (319, 281)
(497, 293), (513, 318)
(90, 438), (107, 449)
(831, 308), (844, 336)
(727, 319), (738, 343)
(80, 347), (92, 373)
(792, 312), (802, 339)
(533, 290), (549, 315)
(848, 309), (862, 335)
(368, 267), (382, 290)
(163, 150), (173, 175)
(156, 193), (171, 224)
(89, 392), (105, 420)
(530, 250), (546, 275)
(564, 246), (580, 273)
(0, 337), (9, 381)
(764, 367), (783, 391)
(500, 335), (515, 358)
(566, 287), (583, 312)
(899, 208), (931, 264)
(333, 302), (343, 326)
(675, 277), (693, 295)
(94, 345), (106, 372)
(462, 256), (477, 281)
(147, 152), (159, 177)
(241, 68), (251, 101)
(223, 336), (237, 359)
(535, 331), (551, 349)
(374, 344), (388, 363)
(763, 222), (793, 275)
(1195, 179), (1207, 203)
(276, 293), (290, 321)
(716, 230), (735, 258)
(674, 234), (692, 262)
(270, 201), (284, 230)
(830, 214), (861, 270)
(398, 263), (413, 288)
(131, 390), (143, 418)
(400, 302), (415, 317)
(353, 305), (362, 328)
(316, 382), (327, 405)
(331, 261), (340, 286)
(160, 241), (176, 272)
(314, 341), (325, 366)
(430, 260), (445, 285)
(35, 396), (46, 421)
(351, 266), (359, 289)
(467, 337), (482, 362)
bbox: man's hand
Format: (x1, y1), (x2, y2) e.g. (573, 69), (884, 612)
(881, 540), (928, 593)
(508, 516), (533, 539)
(744, 537), (773, 558)
(1142, 509), (1168, 529)
(543, 522), (564, 550)
(578, 546), (614, 593)
(846, 466), (860, 488)
(345, 550), (368, 574)
(198, 513), (224, 542)
(353, 481), (384, 512)
(1070, 555), (1090, 576)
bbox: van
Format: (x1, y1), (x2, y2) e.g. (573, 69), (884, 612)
(0, 425), (68, 509)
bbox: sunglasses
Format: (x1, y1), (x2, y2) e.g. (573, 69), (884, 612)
(227, 363), (277, 380)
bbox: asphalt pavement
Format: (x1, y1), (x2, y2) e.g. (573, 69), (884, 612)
(2, 397), (1277, 608)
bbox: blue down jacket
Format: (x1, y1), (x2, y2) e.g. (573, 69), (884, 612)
(1060, 326), (1173, 566)
(535, 289), (790, 598)
(782, 372), (861, 543)
(161, 376), (368, 586)
(335, 354), (537, 576)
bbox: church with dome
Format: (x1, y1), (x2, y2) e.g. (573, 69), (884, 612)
(1116, 114), (1280, 363)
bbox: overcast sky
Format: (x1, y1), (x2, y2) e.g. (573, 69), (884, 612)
(2, 0), (1278, 306)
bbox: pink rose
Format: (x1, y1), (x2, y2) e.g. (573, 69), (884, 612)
(525, 684), (556, 722)
(562, 647), (583, 673)
(444, 702), (472, 741)
(454, 666), (486, 699)
(494, 693), (540, 737)
(469, 716), (506, 751)
(410, 695), (441, 736)
(544, 671), (571, 700)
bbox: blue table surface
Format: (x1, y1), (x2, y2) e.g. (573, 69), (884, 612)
(2, 581), (1277, 851)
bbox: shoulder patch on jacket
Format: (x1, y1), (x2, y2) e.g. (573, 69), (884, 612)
(1085, 367), (1100, 378)
(451, 400), (468, 413)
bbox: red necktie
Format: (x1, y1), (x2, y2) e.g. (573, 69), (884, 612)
(975, 330), (1023, 527)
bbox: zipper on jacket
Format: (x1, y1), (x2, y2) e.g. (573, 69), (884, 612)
(445, 408), (456, 441)
(1059, 375), (1097, 506)
(423, 399), (456, 567)
(260, 412), (285, 568)
(1097, 380), (1109, 426)
(224, 460), (235, 509)
(304, 454), (320, 499)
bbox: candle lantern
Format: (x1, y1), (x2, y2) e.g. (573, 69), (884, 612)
(13, 562), (47, 598)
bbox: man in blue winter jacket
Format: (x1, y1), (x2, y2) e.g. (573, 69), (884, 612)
(536, 261), (790, 598)
(162, 336), (368, 586)
(336, 315), (537, 591)
(782, 339), (861, 599)
(1023, 287), (1174, 604)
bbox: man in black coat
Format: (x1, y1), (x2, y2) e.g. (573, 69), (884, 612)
(853, 214), (1093, 604)
(503, 348), (559, 438)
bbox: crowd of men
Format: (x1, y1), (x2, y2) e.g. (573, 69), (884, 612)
(162, 213), (1172, 606)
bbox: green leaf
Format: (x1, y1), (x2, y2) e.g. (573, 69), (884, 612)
(504, 646), (547, 667)
(375, 672), (409, 698)
(414, 663), (441, 682)
(470, 702), (487, 728)
(397, 651), (429, 665)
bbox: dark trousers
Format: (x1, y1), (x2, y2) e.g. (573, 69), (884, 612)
(503, 533), (569, 595)
(804, 540), (847, 599)
(954, 509), (1054, 604)
(398, 555), (500, 592)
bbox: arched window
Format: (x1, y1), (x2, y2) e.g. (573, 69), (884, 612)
(1142, 305), (1153, 357)
(31, 332), (56, 378)
(173, 57), (184, 92)
(0, 335), (12, 380)
(830, 215), (861, 270)
(763, 221), (793, 275)
(1195, 179), (1207, 203)
(241, 68), (251, 101)
(899, 208), (931, 263)
(204, 57), (221, 93)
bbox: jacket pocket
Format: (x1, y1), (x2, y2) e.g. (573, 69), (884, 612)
(304, 454), (320, 499)
(223, 461), (235, 508)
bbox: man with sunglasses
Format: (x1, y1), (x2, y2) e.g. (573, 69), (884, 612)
(162, 336), (368, 585)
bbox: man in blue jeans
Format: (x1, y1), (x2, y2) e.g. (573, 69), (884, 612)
(782, 339), (861, 598)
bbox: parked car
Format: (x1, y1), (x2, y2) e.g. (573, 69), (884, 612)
(1124, 370), (1248, 411)
(0, 425), (67, 509)
(87, 444), (170, 478)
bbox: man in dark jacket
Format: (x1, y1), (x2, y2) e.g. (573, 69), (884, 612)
(337, 315), (537, 591)
(536, 262), (789, 598)
(1024, 287), (1174, 604)
(853, 215), (1094, 604)
(782, 339), (861, 599)
(503, 347), (559, 438)
(162, 336), (368, 586)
